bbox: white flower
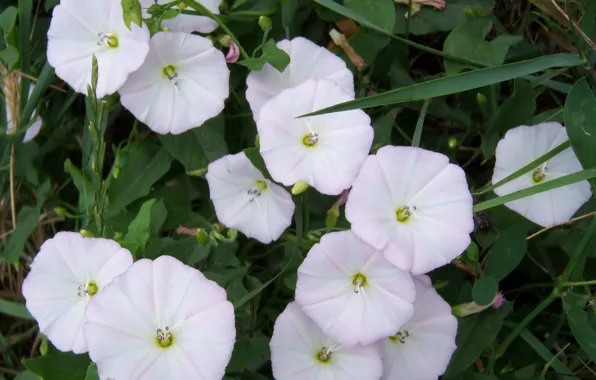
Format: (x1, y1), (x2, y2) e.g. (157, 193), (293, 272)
(345, 146), (474, 275)
(206, 151), (295, 244)
(22, 232), (133, 353)
(246, 37), (354, 121)
(4, 82), (42, 142)
(295, 230), (415, 346)
(257, 78), (373, 195)
(493, 122), (592, 227)
(47, 0), (150, 98)
(270, 301), (383, 380)
(140, 0), (221, 34)
(380, 275), (458, 380)
(119, 32), (229, 134)
(84, 255), (235, 380)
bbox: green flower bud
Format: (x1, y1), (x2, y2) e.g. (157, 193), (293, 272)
(219, 35), (232, 48)
(80, 229), (95, 238)
(196, 229), (210, 245)
(258, 16), (272, 32)
(54, 207), (69, 217)
(227, 228), (238, 241)
(291, 181), (309, 195)
(476, 92), (487, 108)
(187, 168), (208, 177)
(447, 137), (458, 149)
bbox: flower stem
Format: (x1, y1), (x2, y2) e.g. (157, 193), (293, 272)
(559, 279), (596, 287)
(412, 98), (430, 147)
(184, 0), (249, 60)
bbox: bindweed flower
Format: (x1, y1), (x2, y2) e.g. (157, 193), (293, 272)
(270, 302), (383, 380)
(225, 42), (240, 63)
(394, 0), (446, 17)
(206, 151), (295, 244)
(296, 230), (415, 346)
(452, 291), (506, 317)
(346, 146), (474, 274)
(84, 255), (235, 380)
(492, 122), (591, 227)
(257, 79), (373, 195)
(246, 37), (354, 121)
(119, 32), (229, 134)
(140, 0), (221, 34)
(47, 0), (150, 98)
(22, 232), (133, 353)
(380, 275), (458, 380)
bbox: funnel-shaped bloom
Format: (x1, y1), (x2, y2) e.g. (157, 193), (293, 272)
(258, 79), (373, 195)
(140, 0), (221, 34)
(380, 275), (458, 380)
(346, 146), (474, 274)
(84, 255), (235, 380)
(47, 0), (150, 98)
(296, 230), (415, 346)
(206, 151), (295, 243)
(247, 37), (354, 121)
(22, 232), (132, 353)
(119, 32), (229, 134)
(270, 302), (383, 380)
(493, 122), (591, 227)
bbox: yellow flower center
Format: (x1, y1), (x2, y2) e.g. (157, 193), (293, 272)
(396, 205), (416, 223)
(352, 273), (367, 293)
(156, 327), (174, 348)
(302, 132), (319, 147)
(315, 346), (332, 363)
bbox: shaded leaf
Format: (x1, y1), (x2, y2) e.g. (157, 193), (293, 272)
(23, 352), (91, 380)
(0, 299), (33, 320)
(345, 0), (395, 33)
(64, 159), (94, 214)
(485, 224), (527, 281)
(0, 6), (18, 34)
(84, 364), (99, 380)
(121, 199), (157, 258)
(563, 292), (596, 363)
(565, 78), (596, 179)
(472, 275), (498, 306)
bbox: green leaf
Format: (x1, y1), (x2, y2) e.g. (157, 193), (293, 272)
(19, 63), (55, 130)
(444, 17), (522, 74)
(518, 329), (578, 380)
(84, 364), (99, 380)
(394, 0), (495, 35)
(23, 352), (91, 380)
(262, 39), (291, 72)
(159, 115), (227, 172)
(227, 334), (270, 371)
(121, 199), (157, 258)
(485, 224), (527, 281)
(301, 54), (583, 116)
(482, 79), (536, 158)
(0, 6), (18, 34)
(445, 303), (512, 377)
(237, 57), (266, 71)
(1, 206), (39, 263)
(372, 109), (398, 148)
(563, 292), (596, 363)
(0, 45), (19, 68)
(472, 275), (498, 306)
(473, 167), (596, 212)
(565, 78), (596, 179)
(14, 371), (40, 380)
(0, 299), (33, 320)
(106, 142), (172, 215)
(64, 159), (95, 214)
(121, 0), (142, 29)
(344, 0), (395, 33)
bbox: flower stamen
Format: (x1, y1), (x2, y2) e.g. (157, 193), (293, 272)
(302, 133), (319, 147)
(396, 205), (416, 223)
(532, 166), (547, 183)
(163, 65), (180, 85)
(316, 346), (333, 363)
(97, 32), (118, 48)
(77, 280), (98, 297)
(352, 273), (367, 294)
(247, 180), (268, 203)
(389, 329), (410, 344)
(156, 326), (174, 348)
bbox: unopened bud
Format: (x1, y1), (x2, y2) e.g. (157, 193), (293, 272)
(187, 168), (208, 177)
(54, 207), (69, 217)
(211, 231), (226, 242)
(40, 336), (49, 356)
(196, 229), (210, 245)
(464, 8), (475, 18)
(292, 181), (310, 195)
(80, 229), (95, 238)
(112, 165), (121, 179)
(219, 35), (232, 48)
(227, 228), (238, 241)
(163, 26), (171, 32)
(476, 92), (487, 108)
(258, 16), (272, 32)
(452, 292), (506, 317)
(447, 137), (458, 149)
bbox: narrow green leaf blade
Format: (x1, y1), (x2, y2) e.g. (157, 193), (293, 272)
(0, 299), (33, 320)
(301, 54), (583, 116)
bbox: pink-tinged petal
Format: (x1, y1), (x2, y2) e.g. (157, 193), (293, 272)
(85, 256), (235, 380)
(206, 152), (295, 243)
(119, 32), (229, 135)
(381, 275), (458, 380)
(493, 122), (592, 227)
(247, 37), (354, 121)
(296, 231), (415, 346)
(47, 0), (149, 98)
(22, 232), (132, 353)
(270, 302), (383, 380)
(258, 79), (373, 195)
(225, 42), (240, 63)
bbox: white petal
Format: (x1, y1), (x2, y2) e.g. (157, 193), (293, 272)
(347, 146), (473, 274)
(23, 117), (42, 142)
(47, 0), (150, 98)
(247, 37), (354, 121)
(119, 32), (229, 134)
(85, 256), (235, 380)
(258, 79), (373, 195)
(22, 232), (132, 353)
(493, 122), (592, 227)
(381, 275), (458, 380)
(206, 152), (295, 243)
(270, 302), (383, 380)
(296, 231), (415, 346)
